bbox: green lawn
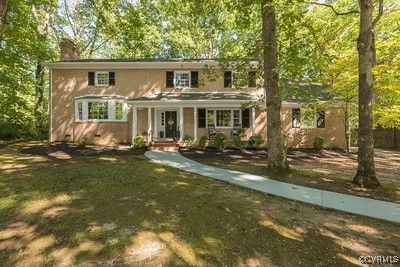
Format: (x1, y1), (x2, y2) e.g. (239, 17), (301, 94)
(0, 142), (399, 266)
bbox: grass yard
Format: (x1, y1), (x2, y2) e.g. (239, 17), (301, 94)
(181, 149), (400, 203)
(0, 142), (399, 266)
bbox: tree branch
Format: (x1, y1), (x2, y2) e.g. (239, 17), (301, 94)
(373, 0), (384, 27)
(303, 1), (360, 15)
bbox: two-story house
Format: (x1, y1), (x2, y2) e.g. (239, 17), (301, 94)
(47, 40), (346, 149)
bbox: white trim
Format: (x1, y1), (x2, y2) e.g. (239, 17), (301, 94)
(47, 60), (259, 70)
(74, 98), (128, 122)
(94, 71), (109, 86)
(251, 107), (256, 135)
(174, 71), (191, 89)
(75, 94), (127, 100)
(179, 107), (184, 140)
(206, 108), (242, 129)
(193, 107), (198, 141)
(154, 108), (158, 139)
(148, 107), (152, 140)
(132, 106), (138, 137)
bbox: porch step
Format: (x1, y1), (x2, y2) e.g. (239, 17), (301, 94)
(150, 140), (180, 151)
(150, 146), (179, 152)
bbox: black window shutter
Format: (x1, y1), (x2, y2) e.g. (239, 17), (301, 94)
(88, 72), (95, 86)
(191, 71), (199, 88)
(248, 71), (256, 87)
(166, 71), (174, 88)
(317, 110), (325, 128)
(242, 109), (250, 128)
(292, 108), (301, 128)
(224, 71), (232, 88)
(198, 109), (206, 128)
(109, 72), (115, 85)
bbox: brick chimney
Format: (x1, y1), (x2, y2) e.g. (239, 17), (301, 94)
(60, 39), (79, 61)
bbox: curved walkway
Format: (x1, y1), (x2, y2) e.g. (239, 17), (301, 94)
(145, 150), (400, 223)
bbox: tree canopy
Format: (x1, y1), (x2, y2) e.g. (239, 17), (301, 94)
(0, 0), (398, 140)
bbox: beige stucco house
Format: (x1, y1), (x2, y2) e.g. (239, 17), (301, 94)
(47, 41), (346, 149)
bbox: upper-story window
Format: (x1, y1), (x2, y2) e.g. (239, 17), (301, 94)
(292, 108), (325, 128)
(88, 71), (115, 86)
(175, 71), (190, 88)
(224, 71), (257, 88)
(166, 71), (198, 88)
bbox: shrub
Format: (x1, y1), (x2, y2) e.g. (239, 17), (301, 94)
(233, 129), (246, 151)
(132, 135), (146, 149)
(183, 135), (195, 147)
(248, 134), (264, 149)
(197, 135), (208, 149)
(213, 132), (228, 151)
(76, 137), (87, 149)
(313, 136), (326, 151)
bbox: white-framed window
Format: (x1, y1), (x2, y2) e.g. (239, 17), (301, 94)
(95, 72), (109, 86)
(216, 110), (231, 127)
(206, 108), (242, 128)
(292, 108), (325, 129)
(77, 102), (83, 120)
(233, 110), (241, 127)
(174, 71), (191, 88)
(75, 98), (127, 122)
(88, 101), (108, 120)
(115, 102), (123, 120)
(207, 110), (215, 127)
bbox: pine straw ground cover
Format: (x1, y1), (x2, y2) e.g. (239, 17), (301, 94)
(0, 142), (399, 266)
(181, 148), (400, 203)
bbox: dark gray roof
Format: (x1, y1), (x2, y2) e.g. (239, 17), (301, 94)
(282, 82), (331, 102)
(53, 58), (258, 63)
(129, 92), (260, 102)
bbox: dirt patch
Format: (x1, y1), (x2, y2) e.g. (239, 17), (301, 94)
(20, 142), (145, 158)
(181, 148), (400, 203)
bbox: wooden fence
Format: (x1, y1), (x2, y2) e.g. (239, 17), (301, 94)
(373, 128), (400, 150)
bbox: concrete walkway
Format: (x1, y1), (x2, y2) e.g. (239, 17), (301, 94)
(145, 150), (400, 223)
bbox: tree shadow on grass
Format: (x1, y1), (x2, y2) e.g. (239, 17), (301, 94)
(0, 143), (399, 266)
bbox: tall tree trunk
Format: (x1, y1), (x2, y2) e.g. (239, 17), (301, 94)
(261, 0), (288, 172)
(34, 61), (45, 136)
(353, 0), (380, 187)
(0, 0), (9, 24)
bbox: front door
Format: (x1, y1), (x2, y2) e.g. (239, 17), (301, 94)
(165, 111), (177, 138)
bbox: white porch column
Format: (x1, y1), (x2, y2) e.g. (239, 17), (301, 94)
(132, 106), (137, 139)
(251, 107), (256, 135)
(153, 108), (158, 139)
(179, 107), (184, 141)
(193, 107), (198, 141)
(148, 107), (152, 140)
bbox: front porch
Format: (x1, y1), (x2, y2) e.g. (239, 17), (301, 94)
(129, 92), (262, 144)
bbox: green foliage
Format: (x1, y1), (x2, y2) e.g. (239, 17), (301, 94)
(183, 135), (195, 147)
(197, 135), (208, 150)
(213, 132), (228, 152)
(132, 135), (146, 149)
(248, 134), (263, 150)
(313, 136), (326, 151)
(233, 129), (246, 151)
(76, 137), (88, 149)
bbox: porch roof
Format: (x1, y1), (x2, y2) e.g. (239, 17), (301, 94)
(129, 92), (259, 102)
(128, 92), (261, 107)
